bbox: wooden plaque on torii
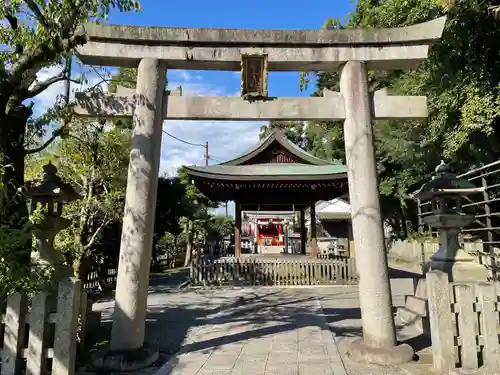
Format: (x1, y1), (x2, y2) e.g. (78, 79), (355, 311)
(240, 53), (268, 100)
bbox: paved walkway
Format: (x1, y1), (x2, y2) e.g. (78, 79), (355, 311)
(154, 289), (346, 375)
(92, 272), (425, 375)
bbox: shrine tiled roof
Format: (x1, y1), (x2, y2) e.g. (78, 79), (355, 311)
(317, 212), (351, 220)
(219, 129), (338, 166)
(185, 163), (347, 181)
(184, 129), (347, 181)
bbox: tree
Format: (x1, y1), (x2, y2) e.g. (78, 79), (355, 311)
(282, 0), (500, 238)
(205, 215), (234, 242)
(63, 120), (129, 278)
(35, 118), (131, 286)
(155, 232), (179, 269)
(177, 166), (218, 265)
(0, 0), (141, 263)
(0, 155), (47, 295)
(152, 176), (191, 269)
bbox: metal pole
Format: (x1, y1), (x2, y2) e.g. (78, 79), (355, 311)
(481, 172), (496, 280)
(205, 141), (209, 166)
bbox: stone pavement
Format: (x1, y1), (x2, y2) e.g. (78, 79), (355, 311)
(153, 288), (347, 375)
(92, 274), (426, 375)
(316, 287), (432, 375)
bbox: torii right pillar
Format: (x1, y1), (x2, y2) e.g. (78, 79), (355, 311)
(340, 23), (446, 364)
(341, 61), (414, 364)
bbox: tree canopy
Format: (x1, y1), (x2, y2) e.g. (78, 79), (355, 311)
(262, 0), (500, 238)
(0, 0), (142, 293)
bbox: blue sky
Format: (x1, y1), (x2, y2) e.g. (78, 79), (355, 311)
(34, 0), (357, 215)
(108, 0), (356, 169)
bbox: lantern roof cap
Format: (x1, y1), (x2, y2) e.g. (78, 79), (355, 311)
(26, 162), (80, 201)
(412, 160), (484, 200)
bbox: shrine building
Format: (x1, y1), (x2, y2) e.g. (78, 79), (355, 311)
(184, 129), (349, 257)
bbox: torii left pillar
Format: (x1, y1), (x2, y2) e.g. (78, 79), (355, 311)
(92, 58), (166, 371)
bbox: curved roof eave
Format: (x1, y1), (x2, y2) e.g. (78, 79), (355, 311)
(184, 163), (348, 181)
(220, 129), (334, 166)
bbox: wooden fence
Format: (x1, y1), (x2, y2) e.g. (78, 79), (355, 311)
(426, 270), (500, 373)
(1, 278), (83, 375)
(84, 267), (117, 290)
(83, 253), (173, 290)
(190, 256), (358, 286)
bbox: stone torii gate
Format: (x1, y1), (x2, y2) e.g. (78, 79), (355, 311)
(75, 17), (446, 370)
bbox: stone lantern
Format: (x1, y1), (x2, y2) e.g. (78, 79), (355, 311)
(413, 160), (487, 281)
(27, 162), (80, 274)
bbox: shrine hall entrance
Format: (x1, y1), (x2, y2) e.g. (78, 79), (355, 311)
(184, 129), (349, 258)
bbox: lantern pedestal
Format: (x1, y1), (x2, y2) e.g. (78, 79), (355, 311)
(423, 260), (488, 282)
(32, 216), (73, 312)
(397, 160), (487, 337)
(27, 162), (80, 313)
(421, 214), (488, 282)
(31, 216), (72, 276)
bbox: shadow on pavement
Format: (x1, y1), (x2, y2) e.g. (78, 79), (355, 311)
(90, 264), (430, 373)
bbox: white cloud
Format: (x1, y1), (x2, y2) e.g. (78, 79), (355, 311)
(159, 119), (262, 176)
(30, 65), (264, 216)
(31, 65), (66, 115)
(160, 71), (265, 178)
(161, 71), (263, 217)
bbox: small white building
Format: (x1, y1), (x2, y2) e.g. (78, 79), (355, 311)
(303, 196), (354, 257)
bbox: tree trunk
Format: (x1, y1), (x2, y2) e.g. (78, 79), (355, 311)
(184, 220), (194, 266)
(72, 256), (82, 278)
(151, 242), (160, 271)
(398, 201), (409, 239)
(0, 105), (31, 264)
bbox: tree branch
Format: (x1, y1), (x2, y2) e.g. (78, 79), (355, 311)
(23, 0), (50, 30)
(24, 125), (68, 155)
(5, 12), (24, 54)
(83, 218), (109, 250)
(489, 5), (500, 19)
(9, 32), (87, 88)
(61, 0), (82, 38)
(25, 72), (81, 99)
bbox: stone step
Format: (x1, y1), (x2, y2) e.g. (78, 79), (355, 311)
(405, 295), (428, 316)
(397, 307), (421, 324)
(416, 347), (433, 364)
(397, 307), (431, 336)
(415, 278), (427, 299)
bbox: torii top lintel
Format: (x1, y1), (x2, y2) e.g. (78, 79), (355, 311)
(76, 17), (446, 71)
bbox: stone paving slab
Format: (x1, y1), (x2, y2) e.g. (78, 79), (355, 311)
(92, 281), (424, 375)
(151, 288), (347, 375)
(315, 286), (433, 375)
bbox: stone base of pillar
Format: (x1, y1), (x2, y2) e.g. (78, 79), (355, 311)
(346, 339), (414, 366)
(90, 345), (159, 372)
